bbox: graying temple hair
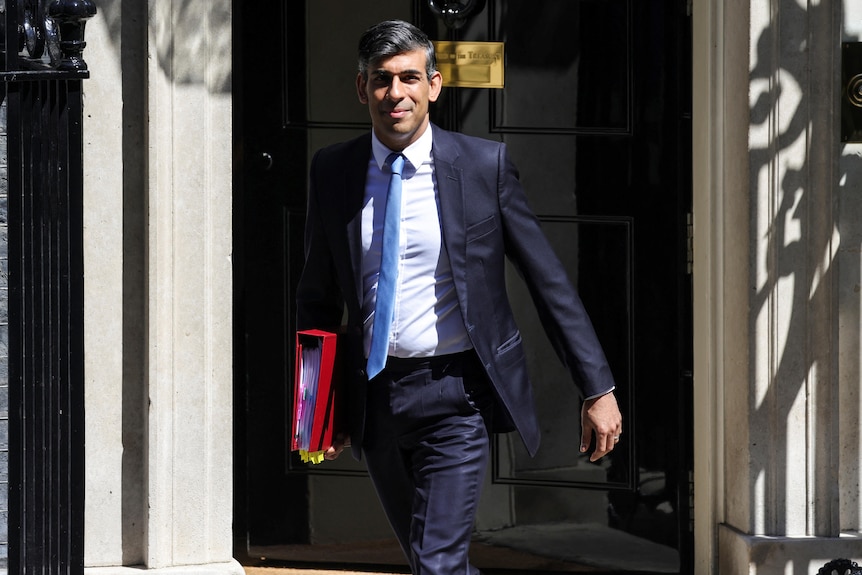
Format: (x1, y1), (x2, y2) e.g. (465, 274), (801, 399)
(357, 20), (437, 81)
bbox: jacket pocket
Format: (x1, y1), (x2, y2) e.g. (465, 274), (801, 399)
(496, 332), (524, 366)
(466, 215), (497, 243)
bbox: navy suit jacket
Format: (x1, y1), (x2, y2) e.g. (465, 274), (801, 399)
(296, 124), (616, 459)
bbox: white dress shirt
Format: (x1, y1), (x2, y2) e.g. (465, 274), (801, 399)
(361, 126), (472, 358)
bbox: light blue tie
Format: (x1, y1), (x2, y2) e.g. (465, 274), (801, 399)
(367, 153), (405, 379)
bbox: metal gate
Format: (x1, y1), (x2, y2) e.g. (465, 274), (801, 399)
(1, 0), (95, 572)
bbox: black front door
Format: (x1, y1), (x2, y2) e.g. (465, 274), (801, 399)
(234, 1), (693, 572)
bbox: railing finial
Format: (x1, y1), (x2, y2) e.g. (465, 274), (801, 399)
(47, 0), (96, 71)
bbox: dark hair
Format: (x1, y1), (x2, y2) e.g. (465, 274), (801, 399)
(358, 20), (437, 81)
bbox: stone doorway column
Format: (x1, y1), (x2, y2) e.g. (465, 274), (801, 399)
(694, 0), (862, 573)
(83, 1), (241, 572)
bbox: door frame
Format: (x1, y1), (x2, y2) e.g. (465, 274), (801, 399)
(232, 0), (699, 570)
(691, 0), (724, 572)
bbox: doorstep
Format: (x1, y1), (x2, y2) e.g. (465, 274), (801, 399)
(243, 569), (390, 575)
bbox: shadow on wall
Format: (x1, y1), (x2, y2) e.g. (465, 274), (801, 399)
(96, 0), (231, 93)
(747, 0), (860, 562)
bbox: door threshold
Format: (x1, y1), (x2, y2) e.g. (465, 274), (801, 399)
(244, 537), (604, 573)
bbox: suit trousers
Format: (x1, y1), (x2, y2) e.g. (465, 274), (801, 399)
(363, 350), (494, 575)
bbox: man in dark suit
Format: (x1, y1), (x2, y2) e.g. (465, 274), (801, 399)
(296, 19), (622, 575)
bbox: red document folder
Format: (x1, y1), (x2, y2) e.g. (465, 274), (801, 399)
(291, 329), (342, 464)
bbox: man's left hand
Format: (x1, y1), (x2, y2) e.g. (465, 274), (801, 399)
(580, 391), (622, 462)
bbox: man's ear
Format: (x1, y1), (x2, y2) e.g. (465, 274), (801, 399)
(356, 73), (368, 104)
(428, 70), (443, 103)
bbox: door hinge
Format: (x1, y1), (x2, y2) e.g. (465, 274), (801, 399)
(686, 213), (694, 275)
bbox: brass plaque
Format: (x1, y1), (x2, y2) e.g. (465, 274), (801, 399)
(434, 41), (504, 89)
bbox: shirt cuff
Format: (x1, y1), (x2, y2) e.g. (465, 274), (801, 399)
(583, 386), (616, 402)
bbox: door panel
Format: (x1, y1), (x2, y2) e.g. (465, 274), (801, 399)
(498, 217), (633, 489)
(306, 4), (410, 126)
(493, 1), (630, 133)
(235, 0), (692, 572)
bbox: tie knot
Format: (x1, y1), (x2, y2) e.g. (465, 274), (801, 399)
(388, 153), (405, 176)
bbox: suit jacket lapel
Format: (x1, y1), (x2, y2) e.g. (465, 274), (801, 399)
(431, 127), (468, 291)
(344, 134), (372, 309)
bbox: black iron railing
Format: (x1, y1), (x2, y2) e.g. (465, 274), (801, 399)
(1, 0), (95, 572)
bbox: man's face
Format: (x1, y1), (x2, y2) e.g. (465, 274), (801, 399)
(357, 49), (443, 151)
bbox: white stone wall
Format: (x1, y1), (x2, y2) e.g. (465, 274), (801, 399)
(83, 1), (239, 572)
(83, 0), (130, 566)
(742, 0), (839, 538)
(695, 0), (862, 572)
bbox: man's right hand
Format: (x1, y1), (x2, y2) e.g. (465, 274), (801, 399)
(324, 434), (351, 461)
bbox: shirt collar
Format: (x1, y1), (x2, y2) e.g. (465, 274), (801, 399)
(371, 124), (433, 175)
